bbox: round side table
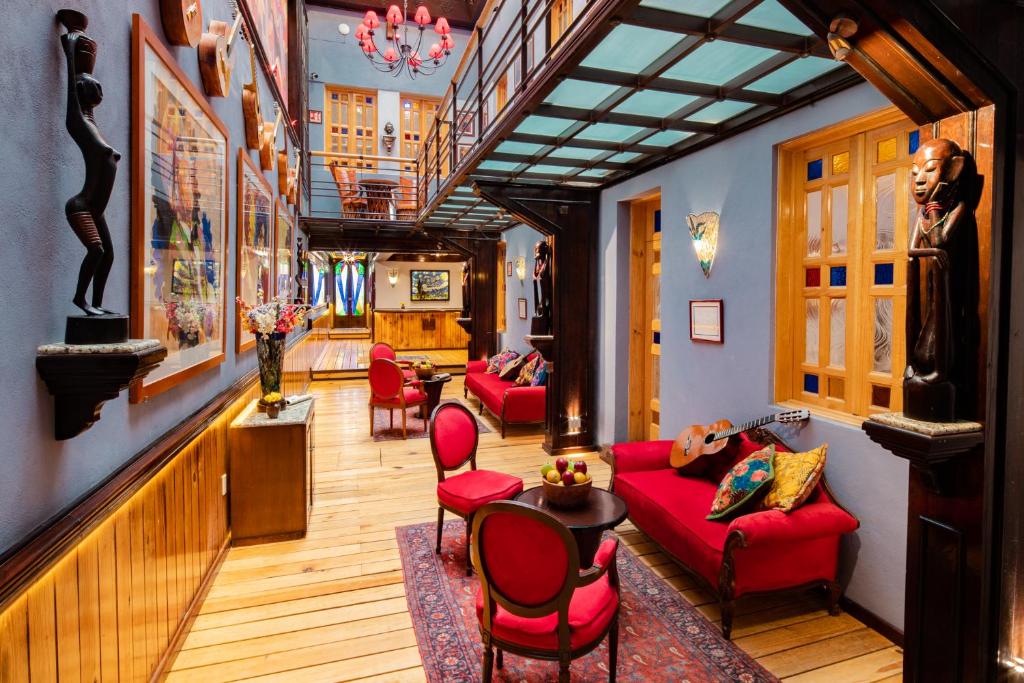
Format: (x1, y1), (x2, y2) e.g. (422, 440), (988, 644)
(419, 373), (452, 418)
(514, 486), (628, 566)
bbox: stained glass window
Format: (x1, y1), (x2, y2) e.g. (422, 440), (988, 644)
(335, 259), (366, 317)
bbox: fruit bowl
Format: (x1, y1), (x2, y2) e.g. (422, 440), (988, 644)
(542, 477), (593, 509)
(414, 363), (436, 380)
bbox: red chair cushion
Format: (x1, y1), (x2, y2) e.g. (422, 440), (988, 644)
(476, 574), (619, 650)
(373, 386), (428, 407)
(437, 470), (524, 516)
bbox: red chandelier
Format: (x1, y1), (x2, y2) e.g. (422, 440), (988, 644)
(355, 2), (455, 79)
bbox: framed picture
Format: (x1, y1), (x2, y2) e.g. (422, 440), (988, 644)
(518, 298), (528, 320)
(308, 109), (323, 124)
(410, 270), (450, 301)
(506, 261), (513, 277)
(236, 148), (274, 353)
(690, 299), (724, 343)
(457, 110), (475, 138)
(239, 0), (288, 105)
(130, 15), (229, 402)
(275, 199), (294, 299)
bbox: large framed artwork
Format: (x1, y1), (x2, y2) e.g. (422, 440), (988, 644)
(275, 200), (294, 300)
(240, 0), (288, 105)
(308, 252), (329, 311)
(130, 15), (229, 402)
(410, 270), (450, 302)
(236, 148), (274, 353)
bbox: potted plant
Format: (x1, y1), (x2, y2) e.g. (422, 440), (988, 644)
(237, 297), (309, 400)
(263, 392), (284, 418)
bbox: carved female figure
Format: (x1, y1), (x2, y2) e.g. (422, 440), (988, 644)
(58, 10), (120, 316)
(531, 239), (553, 336)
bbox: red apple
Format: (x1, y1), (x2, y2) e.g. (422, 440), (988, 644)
(555, 457), (569, 473)
(573, 461), (587, 474)
(561, 470), (576, 486)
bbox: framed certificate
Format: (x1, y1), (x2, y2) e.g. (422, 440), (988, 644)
(690, 299), (723, 343)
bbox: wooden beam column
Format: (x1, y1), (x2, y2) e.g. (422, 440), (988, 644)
(451, 237), (498, 362)
(474, 182), (599, 454)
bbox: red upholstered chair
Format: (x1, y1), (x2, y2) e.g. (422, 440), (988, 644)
(368, 358), (427, 439)
(369, 342), (417, 383)
(471, 501), (620, 683)
(430, 402), (523, 574)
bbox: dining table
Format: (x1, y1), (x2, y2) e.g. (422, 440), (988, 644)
(359, 178), (398, 220)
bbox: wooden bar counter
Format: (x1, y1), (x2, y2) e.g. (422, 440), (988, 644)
(373, 308), (469, 349)
(229, 398), (315, 545)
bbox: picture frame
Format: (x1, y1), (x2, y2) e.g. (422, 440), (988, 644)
(690, 299), (724, 344)
(410, 270), (450, 301)
(457, 110), (476, 138)
(518, 298), (528, 320)
(238, 0), (289, 107)
(236, 148), (275, 353)
(130, 15), (229, 402)
(275, 199), (294, 300)
(506, 261), (513, 277)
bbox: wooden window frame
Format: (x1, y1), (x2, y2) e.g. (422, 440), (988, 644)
(399, 93), (440, 173)
(324, 84), (377, 169)
(550, 0), (572, 46)
(774, 106), (914, 425)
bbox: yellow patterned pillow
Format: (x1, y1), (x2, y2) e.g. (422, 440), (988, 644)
(760, 444), (827, 512)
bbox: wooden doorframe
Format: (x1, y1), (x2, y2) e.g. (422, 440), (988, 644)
(496, 241), (507, 333)
(627, 193), (660, 441)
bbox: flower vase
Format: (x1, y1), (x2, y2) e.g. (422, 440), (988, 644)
(256, 332), (286, 397)
(178, 330), (199, 349)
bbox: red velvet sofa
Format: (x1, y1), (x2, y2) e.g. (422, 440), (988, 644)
(464, 358), (546, 438)
(608, 429), (859, 638)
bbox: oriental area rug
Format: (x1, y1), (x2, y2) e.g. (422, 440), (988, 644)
(372, 398), (492, 441)
(397, 520), (778, 683)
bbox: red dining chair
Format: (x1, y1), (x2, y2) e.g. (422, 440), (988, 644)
(430, 402), (523, 575)
(472, 501), (621, 683)
(369, 342), (417, 383)
(368, 358), (427, 439)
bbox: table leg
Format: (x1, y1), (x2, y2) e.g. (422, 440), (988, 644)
(572, 529), (602, 568)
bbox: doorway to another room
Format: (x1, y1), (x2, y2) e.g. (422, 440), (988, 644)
(628, 194), (662, 442)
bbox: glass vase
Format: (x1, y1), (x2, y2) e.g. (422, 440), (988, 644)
(256, 332), (286, 397)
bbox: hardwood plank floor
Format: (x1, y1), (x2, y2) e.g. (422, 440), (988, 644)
(313, 340), (467, 377)
(167, 377), (902, 681)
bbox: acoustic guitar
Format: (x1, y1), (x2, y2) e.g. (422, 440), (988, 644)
(668, 409), (810, 473)
(259, 105), (283, 171)
(159, 0), (203, 47)
(198, 8), (243, 97)
(241, 36), (262, 150)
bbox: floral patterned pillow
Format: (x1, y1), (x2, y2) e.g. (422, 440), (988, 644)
(486, 349), (519, 374)
(761, 444), (827, 512)
(515, 355), (542, 386)
(530, 360), (549, 387)
(707, 445), (775, 521)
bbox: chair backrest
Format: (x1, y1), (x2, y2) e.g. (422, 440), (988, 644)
(369, 342), (397, 362)
(329, 163), (359, 200)
(429, 402), (479, 475)
(397, 176), (416, 207)
(473, 501), (579, 629)
(368, 358), (404, 400)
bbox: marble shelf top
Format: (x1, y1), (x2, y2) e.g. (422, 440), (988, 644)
(37, 339), (164, 355)
(868, 411), (983, 436)
(233, 398), (314, 429)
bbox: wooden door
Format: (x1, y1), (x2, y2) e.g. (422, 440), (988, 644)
(628, 196), (661, 441)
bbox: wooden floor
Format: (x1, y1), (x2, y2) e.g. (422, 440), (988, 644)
(166, 377), (902, 682)
(313, 340), (467, 379)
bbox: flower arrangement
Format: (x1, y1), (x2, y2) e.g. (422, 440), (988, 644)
(263, 392), (283, 404)
(237, 297), (309, 338)
(165, 298), (206, 349)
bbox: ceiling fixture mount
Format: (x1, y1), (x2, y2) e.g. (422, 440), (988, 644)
(355, 2), (455, 79)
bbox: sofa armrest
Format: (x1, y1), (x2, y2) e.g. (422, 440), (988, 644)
(466, 360), (488, 374)
(727, 502), (859, 548)
(609, 440), (674, 474)
(501, 385), (546, 422)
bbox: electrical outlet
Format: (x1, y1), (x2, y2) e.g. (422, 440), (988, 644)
(221, 473), (228, 496)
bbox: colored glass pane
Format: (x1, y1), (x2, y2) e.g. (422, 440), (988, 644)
(654, 210), (661, 233)
(871, 384), (891, 408)
(805, 267), (820, 287)
(828, 376), (845, 399)
(830, 266), (847, 287)
(832, 151), (849, 174)
(874, 263), (894, 285)
(877, 136), (897, 163)
(803, 373), (819, 394)
(807, 158), (823, 180)
(908, 130), (920, 154)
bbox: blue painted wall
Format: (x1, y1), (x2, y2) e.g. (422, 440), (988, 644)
(500, 224), (545, 351)
(0, 0), (293, 553)
(596, 82), (909, 629)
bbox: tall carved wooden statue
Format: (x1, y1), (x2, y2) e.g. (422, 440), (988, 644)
(530, 240), (552, 336)
(904, 138), (980, 422)
(58, 10), (121, 318)
(461, 262), (471, 318)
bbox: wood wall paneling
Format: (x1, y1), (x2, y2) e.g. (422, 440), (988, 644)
(372, 310), (470, 350)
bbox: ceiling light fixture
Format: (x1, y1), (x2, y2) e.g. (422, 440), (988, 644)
(355, 2), (455, 79)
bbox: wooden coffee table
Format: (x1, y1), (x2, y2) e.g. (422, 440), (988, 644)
(515, 486), (628, 566)
(419, 373), (452, 418)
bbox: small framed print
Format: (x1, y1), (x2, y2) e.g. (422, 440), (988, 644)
(308, 109), (323, 124)
(690, 299), (723, 343)
(518, 298), (528, 320)
(506, 261), (513, 277)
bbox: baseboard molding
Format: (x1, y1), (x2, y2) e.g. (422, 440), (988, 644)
(840, 596), (904, 648)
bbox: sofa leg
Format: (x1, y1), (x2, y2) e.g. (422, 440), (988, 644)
(496, 649), (504, 670)
(826, 581), (842, 616)
(501, 421), (506, 438)
(720, 599), (734, 640)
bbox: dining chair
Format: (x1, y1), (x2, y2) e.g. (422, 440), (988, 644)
(430, 402), (523, 575)
(369, 342), (417, 383)
(396, 176), (417, 220)
(368, 358), (427, 439)
(472, 500), (621, 683)
(328, 161), (367, 217)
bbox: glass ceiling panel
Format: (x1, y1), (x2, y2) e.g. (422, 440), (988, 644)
(606, 151), (643, 163)
(580, 24), (684, 75)
(514, 115), (575, 137)
(523, 164), (581, 176)
(736, 0), (813, 36)
(642, 130), (693, 147)
(686, 100), (756, 124)
(746, 57), (844, 94)
(638, 0), (730, 17)
(546, 146), (607, 161)
(477, 160), (522, 171)
(544, 79), (621, 110)
(495, 141), (547, 156)
(662, 41), (778, 85)
(575, 122), (649, 142)
(613, 90), (699, 117)
(577, 169), (611, 178)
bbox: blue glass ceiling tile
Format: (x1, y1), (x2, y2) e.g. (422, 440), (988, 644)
(477, 160), (523, 171)
(662, 41), (778, 86)
(909, 130), (920, 154)
(654, 210), (661, 233)
(686, 100), (755, 124)
(807, 158), (823, 180)
(803, 373), (819, 394)
(639, 0), (730, 17)
(874, 263), (895, 285)
(613, 90), (699, 117)
(495, 141), (546, 156)
(547, 146), (606, 161)
(736, 0), (813, 35)
(745, 57), (844, 94)
(577, 169), (611, 178)
(581, 25), (685, 74)
(643, 130), (693, 147)
(514, 115), (575, 137)
(606, 151), (642, 163)
(830, 265), (847, 287)
(523, 164), (576, 176)
(544, 79), (621, 110)
(575, 122), (649, 142)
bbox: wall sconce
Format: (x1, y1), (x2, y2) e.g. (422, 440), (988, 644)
(686, 211), (720, 278)
(387, 268), (399, 287)
(382, 122), (396, 153)
(566, 414), (582, 435)
(827, 15), (857, 62)
(515, 256), (527, 282)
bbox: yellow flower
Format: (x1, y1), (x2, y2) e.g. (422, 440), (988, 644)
(263, 392), (283, 403)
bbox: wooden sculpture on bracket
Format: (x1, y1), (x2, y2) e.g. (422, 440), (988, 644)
(198, 6), (243, 97)
(159, 0), (203, 47)
(241, 35), (262, 149)
(259, 104), (282, 171)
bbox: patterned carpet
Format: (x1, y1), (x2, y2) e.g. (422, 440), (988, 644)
(397, 520), (778, 682)
(371, 398), (492, 441)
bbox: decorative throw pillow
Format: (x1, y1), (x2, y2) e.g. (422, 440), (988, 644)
(499, 354), (526, 380)
(707, 445), (775, 521)
(516, 355), (541, 386)
(761, 443), (827, 512)
(486, 349), (518, 374)
(530, 360), (549, 387)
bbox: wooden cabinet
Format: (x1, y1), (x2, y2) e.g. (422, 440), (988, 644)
(372, 309), (469, 349)
(229, 399), (315, 545)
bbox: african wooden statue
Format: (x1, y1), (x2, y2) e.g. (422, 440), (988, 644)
(531, 240), (552, 336)
(59, 10), (120, 317)
(460, 262), (471, 318)
(904, 138), (980, 422)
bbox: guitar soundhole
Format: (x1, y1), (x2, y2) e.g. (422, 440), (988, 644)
(704, 434), (715, 445)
